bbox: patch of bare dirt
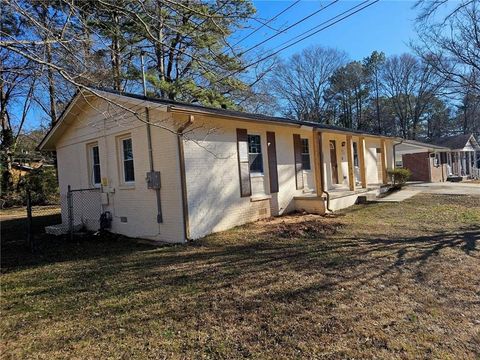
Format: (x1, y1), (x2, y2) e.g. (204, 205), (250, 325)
(256, 213), (344, 239)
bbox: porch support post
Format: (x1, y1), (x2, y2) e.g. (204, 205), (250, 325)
(455, 152), (459, 175)
(358, 136), (367, 188)
(312, 130), (323, 196)
(380, 139), (388, 184)
(346, 135), (355, 191)
(461, 151), (464, 175)
(467, 151), (471, 175)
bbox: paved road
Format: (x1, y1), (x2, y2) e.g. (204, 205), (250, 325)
(405, 182), (480, 196)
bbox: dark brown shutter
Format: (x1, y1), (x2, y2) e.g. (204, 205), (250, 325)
(236, 129), (251, 197)
(267, 131), (279, 193)
(440, 152), (447, 164)
(293, 134), (304, 190)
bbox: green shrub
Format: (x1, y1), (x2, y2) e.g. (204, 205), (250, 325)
(24, 166), (59, 205)
(388, 168), (411, 187)
(1, 166), (59, 208)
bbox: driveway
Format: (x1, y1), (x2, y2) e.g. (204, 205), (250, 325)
(405, 181), (480, 196)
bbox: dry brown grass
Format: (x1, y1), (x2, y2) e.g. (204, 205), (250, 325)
(1, 194), (479, 359)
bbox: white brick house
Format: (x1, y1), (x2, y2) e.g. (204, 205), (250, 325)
(39, 89), (398, 243)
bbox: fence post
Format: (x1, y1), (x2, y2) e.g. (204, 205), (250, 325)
(67, 185), (74, 241)
(26, 189), (33, 252)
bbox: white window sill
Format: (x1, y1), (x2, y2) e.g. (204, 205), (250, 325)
(250, 173), (264, 178)
(118, 184), (135, 190)
(250, 194), (271, 202)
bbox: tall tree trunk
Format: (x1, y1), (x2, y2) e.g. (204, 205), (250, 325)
(46, 42), (57, 127)
(155, 0), (165, 97)
(375, 74), (381, 134)
(1, 81), (13, 193)
(111, 12), (122, 91)
(40, 6), (57, 127)
(79, 11), (92, 74)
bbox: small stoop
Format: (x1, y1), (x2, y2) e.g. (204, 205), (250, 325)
(447, 176), (463, 182)
(45, 223), (82, 236)
(371, 189), (421, 203)
(357, 192), (378, 204)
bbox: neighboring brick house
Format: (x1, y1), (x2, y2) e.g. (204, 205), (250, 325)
(402, 152), (448, 182)
(39, 88), (398, 243)
(397, 136), (480, 182)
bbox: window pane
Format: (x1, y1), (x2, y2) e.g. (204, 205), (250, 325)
(91, 146), (101, 184)
(302, 154), (311, 170)
(124, 159), (135, 182)
(123, 138), (133, 161)
(301, 139), (309, 154)
(249, 153), (263, 173)
(248, 135), (261, 153)
(248, 135), (263, 173)
(92, 146), (100, 165)
(93, 164), (101, 184)
(301, 139), (311, 170)
(122, 138), (135, 182)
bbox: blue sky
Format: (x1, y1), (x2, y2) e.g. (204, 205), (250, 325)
(18, 0), (424, 131)
(236, 0), (419, 61)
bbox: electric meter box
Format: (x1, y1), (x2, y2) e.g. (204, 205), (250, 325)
(146, 171), (161, 189)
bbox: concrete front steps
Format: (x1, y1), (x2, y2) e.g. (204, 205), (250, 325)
(294, 185), (391, 214)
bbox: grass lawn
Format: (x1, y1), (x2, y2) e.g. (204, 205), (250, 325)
(1, 194), (479, 359)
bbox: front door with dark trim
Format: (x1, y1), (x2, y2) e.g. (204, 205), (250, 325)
(330, 140), (339, 184)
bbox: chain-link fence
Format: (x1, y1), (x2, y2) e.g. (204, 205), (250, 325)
(65, 186), (102, 236)
(0, 190), (62, 253)
(1, 186), (102, 253)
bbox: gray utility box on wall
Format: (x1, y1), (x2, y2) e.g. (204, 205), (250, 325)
(146, 171), (161, 189)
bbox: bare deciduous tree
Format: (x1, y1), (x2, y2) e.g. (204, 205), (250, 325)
(381, 54), (446, 139)
(413, 0), (480, 93)
(269, 46), (347, 122)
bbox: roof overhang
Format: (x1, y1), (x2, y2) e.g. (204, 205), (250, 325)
(38, 87), (400, 150)
(396, 139), (450, 154)
(38, 89), (170, 150)
(166, 105), (303, 128)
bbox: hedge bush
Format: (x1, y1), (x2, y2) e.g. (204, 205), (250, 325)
(388, 168), (411, 188)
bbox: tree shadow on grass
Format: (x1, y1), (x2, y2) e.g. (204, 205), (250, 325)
(1, 214), (158, 272)
(3, 215), (479, 357)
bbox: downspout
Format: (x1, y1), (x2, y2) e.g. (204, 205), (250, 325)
(393, 138), (404, 169)
(316, 131), (333, 213)
(176, 115), (194, 241)
(141, 53), (163, 223)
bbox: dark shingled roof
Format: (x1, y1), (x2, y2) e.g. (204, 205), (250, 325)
(92, 87), (397, 139)
(430, 134), (474, 150)
(38, 87), (400, 150)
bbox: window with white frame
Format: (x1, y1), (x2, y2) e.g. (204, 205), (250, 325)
(248, 134), (263, 174)
(121, 137), (135, 183)
(301, 138), (311, 170)
(88, 144), (101, 187)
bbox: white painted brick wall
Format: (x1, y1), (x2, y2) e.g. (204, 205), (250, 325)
(55, 98), (185, 243)
(181, 115), (316, 239)
(54, 96), (395, 243)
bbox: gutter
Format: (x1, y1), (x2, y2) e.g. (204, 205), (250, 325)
(168, 106), (302, 128)
(177, 115), (194, 242)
